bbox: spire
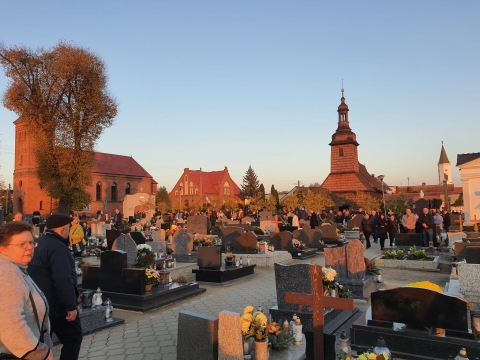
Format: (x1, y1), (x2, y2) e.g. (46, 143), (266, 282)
(438, 141), (450, 164)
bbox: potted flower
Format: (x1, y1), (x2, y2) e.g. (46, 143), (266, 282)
(193, 235), (201, 250)
(225, 252), (235, 267)
(292, 239), (305, 250)
(90, 249), (102, 259)
(240, 305), (269, 359)
(321, 267), (338, 296)
(137, 244), (155, 268)
(145, 268), (159, 291)
(365, 257), (381, 282)
(267, 322), (294, 350)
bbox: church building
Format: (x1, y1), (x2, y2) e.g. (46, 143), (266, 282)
(456, 152), (480, 221)
(320, 89), (385, 206)
(169, 167), (241, 210)
(13, 119), (157, 216)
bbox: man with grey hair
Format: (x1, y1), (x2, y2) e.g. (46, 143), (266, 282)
(417, 208), (434, 247)
(401, 209), (416, 233)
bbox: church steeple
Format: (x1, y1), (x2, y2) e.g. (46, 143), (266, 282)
(329, 89), (359, 173)
(438, 141), (452, 184)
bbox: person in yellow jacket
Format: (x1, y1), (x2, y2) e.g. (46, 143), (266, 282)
(69, 217), (85, 257)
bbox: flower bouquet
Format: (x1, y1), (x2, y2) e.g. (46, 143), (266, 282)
(322, 267), (337, 289)
(266, 322), (294, 350)
(358, 352), (388, 360)
(381, 249), (405, 260)
(407, 246), (428, 260)
(137, 244), (155, 268)
(145, 269), (160, 285)
(364, 257), (380, 276)
(292, 239), (305, 250)
(240, 306), (268, 341)
(90, 249), (102, 258)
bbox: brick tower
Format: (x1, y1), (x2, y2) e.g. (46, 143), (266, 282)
(321, 89), (383, 206)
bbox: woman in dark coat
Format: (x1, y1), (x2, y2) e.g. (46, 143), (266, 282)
(377, 213), (388, 250)
(361, 214), (373, 249)
(310, 211), (320, 228)
(386, 214), (398, 247)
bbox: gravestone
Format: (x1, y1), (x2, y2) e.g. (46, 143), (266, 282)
(259, 211), (273, 222)
(347, 214), (364, 230)
(159, 229), (166, 241)
(274, 263), (313, 313)
(129, 231), (146, 245)
(221, 226), (244, 251)
(155, 218), (163, 228)
(106, 229), (123, 250)
(319, 224), (338, 240)
(112, 234), (138, 267)
(346, 239), (366, 279)
(371, 287), (469, 331)
(197, 246), (222, 269)
(177, 311), (218, 360)
(450, 214), (463, 231)
(218, 311), (243, 360)
(270, 231), (294, 250)
(151, 230), (160, 242)
(232, 231), (258, 253)
(324, 239), (370, 298)
(242, 216), (254, 224)
(259, 221), (272, 232)
(171, 229), (194, 260)
(324, 246), (347, 278)
(465, 246), (480, 264)
(100, 250), (127, 292)
(292, 225), (323, 249)
(265, 225), (276, 233)
(394, 233), (423, 247)
(188, 215), (209, 235)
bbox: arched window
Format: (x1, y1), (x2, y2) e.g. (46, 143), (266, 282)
(180, 189), (183, 196)
(189, 188), (193, 195)
(125, 183), (131, 195)
(111, 182), (117, 201)
(96, 182), (102, 201)
(20, 155), (23, 165)
(19, 180), (22, 187)
(223, 182), (230, 195)
(195, 188), (199, 195)
(185, 175), (188, 182)
(339, 148), (344, 157)
(39, 201), (43, 210)
(175, 190), (178, 196)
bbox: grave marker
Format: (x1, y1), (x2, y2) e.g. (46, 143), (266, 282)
(112, 234), (137, 267)
(232, 231), (258, 253)
(285, 265), (354, 360)
(188, 215), (209, 235)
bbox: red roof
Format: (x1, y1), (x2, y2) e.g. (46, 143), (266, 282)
(185, 169), (241, 195)
(92, 152), (153, 178)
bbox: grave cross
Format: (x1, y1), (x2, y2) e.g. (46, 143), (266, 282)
(271, 215), (283, 233)
(285, 265), (354, 360)
(469, 215), (479, 232)
(454, 218), (464, 232)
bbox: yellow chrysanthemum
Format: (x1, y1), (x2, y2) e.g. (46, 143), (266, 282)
(255, 313), (267, 326)
(358, 355), (367, 360)
(242, 313), (253, 322)
(241, 319), (251, 334)
(244, 306), (254, 314)
(368, 353), (376, 360)
(406, 281), (443, 293)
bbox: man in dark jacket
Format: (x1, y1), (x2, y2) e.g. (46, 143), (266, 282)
(28, 214), (82, 360)
(417, 208), (434, 247)
(113, 208), (123, 229)
(442, 210), (451, 232)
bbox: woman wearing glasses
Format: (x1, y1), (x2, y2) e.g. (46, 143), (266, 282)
(0, 222), (53, 359)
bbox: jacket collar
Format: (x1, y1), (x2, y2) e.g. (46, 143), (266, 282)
(44, 229), (70, 247)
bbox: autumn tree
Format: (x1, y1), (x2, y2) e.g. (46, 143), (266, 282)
(355, 190), (381, 213)
(266, 193), (277, 212)
(0, 41), (117, 214)
(386, 195), (408, 215)
(156, 186), (172, 212)
(240, 165), (260, 199)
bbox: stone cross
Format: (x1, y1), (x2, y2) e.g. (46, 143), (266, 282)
(469, 215), (479, 232)
(271, 215), (283, 233)
(285, 265), (355, 360)
(455, 218), (464, 232)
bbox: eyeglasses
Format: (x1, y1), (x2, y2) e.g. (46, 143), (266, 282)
(7, 241), (38, 249)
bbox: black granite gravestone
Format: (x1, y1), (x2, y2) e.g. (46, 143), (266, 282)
(106, 229), (122, 250)
(270, 231), (294, 250)
(221, 226), (244, 252)
(122, 268), (146, 295)
(100, 250), (127, 292)
(292, 225), (323, 249)
(347, 214), (364, 230)
(197, 246), (222, 269)
(82, 265), (100, 290)
(454, 242), (480, 260)
(187, 215), (209, 235)
(465, 246), (480, 264)
(129, 231), (146, 245)
(232, 232), (258, 253)
(394, 233), (423, 247)
(177, 311), (218, 360)
(450, 214), (462, 231)
(371, 287), (469, 332)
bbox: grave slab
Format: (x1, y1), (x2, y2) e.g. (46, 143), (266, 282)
(177, 311), (218, 360)
(218, 311), (243, 360)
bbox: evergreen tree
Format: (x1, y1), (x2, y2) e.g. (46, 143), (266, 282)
(240, 165), (260, 199)
(258, 183), (266, 202)
(156, 186), (173, 212)
(271, 184), (280, 210)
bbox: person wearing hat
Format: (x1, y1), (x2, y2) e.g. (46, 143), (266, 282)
(28, 213), (82, 360)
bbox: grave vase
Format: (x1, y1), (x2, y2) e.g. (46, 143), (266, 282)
(145, 284), (153, 292)
(329, 288), (337, 297)
(253, 339), (269, 360)
(243, 337), (254, 358)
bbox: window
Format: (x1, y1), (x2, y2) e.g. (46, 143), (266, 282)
(175, 190), (178, 196)
(39, 201), (43, 210)
(190, 188), (193, 195)
(19, 155), (23, 166)
(195, 188), (199, 195)
(180, 189), (183, 195)
(339, 148), (344, 157)
(111, 182), (117, 201)
(125, 183), (131, 195)
(223, 182), (230, 195)
(96, 182), (102, 201)
(185, 175), (188, 182)
(19, 180), (22, 187)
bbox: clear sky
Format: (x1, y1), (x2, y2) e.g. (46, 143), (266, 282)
(0, 1), (479, 193)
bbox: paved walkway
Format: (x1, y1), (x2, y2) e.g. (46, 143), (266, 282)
(54, 242), (385, 360)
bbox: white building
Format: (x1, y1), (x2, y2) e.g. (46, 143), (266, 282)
(456, 153), (480, 223)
